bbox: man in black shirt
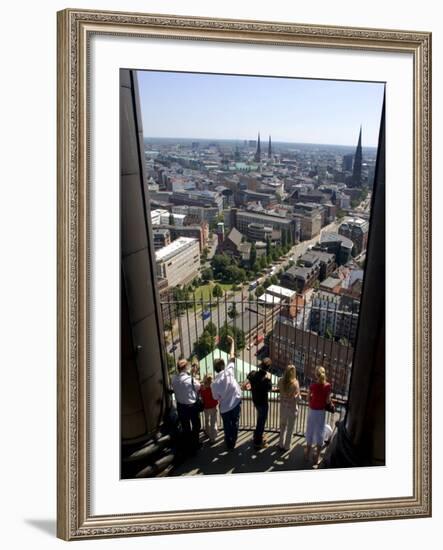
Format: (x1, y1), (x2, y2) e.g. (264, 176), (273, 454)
(246, 358), (273, 448)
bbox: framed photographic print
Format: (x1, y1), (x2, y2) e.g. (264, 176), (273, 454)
(57, 8), (431, 540)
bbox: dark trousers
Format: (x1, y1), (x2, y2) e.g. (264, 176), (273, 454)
(253, 403), (269, 445)
(176, 402), (201, 452)
(221, 402), (241, 449)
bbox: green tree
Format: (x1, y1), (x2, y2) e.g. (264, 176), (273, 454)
(218, 323), (245, 354)
(259, 255), (267, 270)
(266, 237), (272, 258)
(201, 267), (214, 282)
(281, 229), (287, 249)
(255, 285), (265, 297)
(169, 213), (175, 226)
(212, 284), (223, 299)
(193, 331), (216, 359)
(228, 302), (238, 319)
(211, 254), (231, 279)
(204, 320), (218, 337)
(166, 353), (176, 376)
(270, 275), (279, 285)
(249, 242), (257, 270)
(263, 279), (271, 289)
(248, 292), (254, 302)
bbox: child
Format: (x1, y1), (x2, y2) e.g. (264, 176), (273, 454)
(200, 374), (219, 443)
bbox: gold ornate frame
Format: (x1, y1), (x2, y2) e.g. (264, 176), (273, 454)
(57, 8), (431, 540)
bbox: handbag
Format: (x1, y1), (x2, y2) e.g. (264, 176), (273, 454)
(325, 400), (335, 414)
(191, 376), (204, 413)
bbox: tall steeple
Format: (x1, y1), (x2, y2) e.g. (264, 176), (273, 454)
(268, 135), (272, 159)
(254, 132), (261, 163)
(352, 126), (363, 187)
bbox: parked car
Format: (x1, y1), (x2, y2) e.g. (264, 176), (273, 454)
(201, 310), (211, 320)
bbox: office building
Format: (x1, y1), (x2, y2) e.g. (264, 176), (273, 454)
(155, 237), (200, 288)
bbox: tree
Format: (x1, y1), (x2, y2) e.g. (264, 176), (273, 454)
(212, 284), (223, 299)
(211, 254), (231, 278)
(218, 323), (245, 354)
(201, 267), (214, 282)
(172, 285), (190, 313)
(263, 279), (271, 289)
(228, 302), (238, 319)
(266, 237), (272, 258)
(193, 331), (216, 359)
(281, 229), (287, 249)
(270, 275), (279, 285)
(169, 213), (175, 226)
(248, 292), (254, 302)
(204, 321), (217, 337)
(166, 353), (176, 376)
(255, 285), (265, 297)
(259, 255), (267, 270)
(249, 242), (257, 270)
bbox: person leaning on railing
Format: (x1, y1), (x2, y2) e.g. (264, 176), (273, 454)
(243, 358), (273, 449)
(171, 358), (202, 455)
(304, 366), (332, 465)
(276, 364), (301, 451)
(210, 335), (242, 451)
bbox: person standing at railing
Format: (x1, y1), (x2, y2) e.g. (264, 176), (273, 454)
(211, 335), (242, 451)
(277, 364), (300, 452)
(200, 374), (219, 444)
(304, 366), (332, 465)
(171, 358), (202, 455)
(243, 357), (273, 449)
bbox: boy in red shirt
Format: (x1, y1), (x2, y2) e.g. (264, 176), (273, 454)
(200, 374), (219, 443)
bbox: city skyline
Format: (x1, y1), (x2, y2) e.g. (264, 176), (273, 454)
(137, 70), (385, 147)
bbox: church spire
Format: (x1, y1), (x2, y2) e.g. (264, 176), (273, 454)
(254, 132), (261, 163)
(352, 125), (363, 187)
(268, 135), (272, 159)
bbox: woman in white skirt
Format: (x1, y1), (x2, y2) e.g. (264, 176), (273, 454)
(277, 364), (300, 451)
(304, 366), (332, 465)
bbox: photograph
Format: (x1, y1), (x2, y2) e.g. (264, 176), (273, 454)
(120, 69), (386, 479)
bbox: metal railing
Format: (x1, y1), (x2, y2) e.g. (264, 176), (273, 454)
(162, 290), (354, 435)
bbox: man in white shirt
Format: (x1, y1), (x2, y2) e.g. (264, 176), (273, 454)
(211, 336), (242, 450)
(171, 358), (201, 452)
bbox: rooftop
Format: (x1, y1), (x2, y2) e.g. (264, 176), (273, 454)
(155, 236), (199, 262)
(266, 284), (296, 299)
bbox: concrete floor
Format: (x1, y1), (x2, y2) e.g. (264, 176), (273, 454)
(171, 430), (327, 476)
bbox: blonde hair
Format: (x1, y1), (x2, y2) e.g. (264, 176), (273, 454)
(203, 374), (213, 386)
(177, 358), (188, 371)
(280, 364), (298, 395)
(315, 366), (327, 384)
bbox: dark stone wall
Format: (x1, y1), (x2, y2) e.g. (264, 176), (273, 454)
(120, 69), (169, 443)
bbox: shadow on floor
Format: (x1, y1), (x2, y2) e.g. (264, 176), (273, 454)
(171, 431), (322, 476)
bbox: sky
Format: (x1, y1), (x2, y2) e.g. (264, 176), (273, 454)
(137, 70), (385, 147)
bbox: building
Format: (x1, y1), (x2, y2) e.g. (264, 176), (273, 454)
(218, 227), (251, 266)
(292, 204), (323, 240)
(229, 208), (299, 242)
(309, 291), (360, 345)
(317, 232), (354, 265)
(320, 276), (343, 294)
(269, 321), (353, 396)
(338, 217), (369, 256)
(352, 126), (363, 187)
(280, 262), (321, 293)
(246, 223), (273, 242)
(155, 237), (200, 288)
(152, 228), (171, 250)
(156, 224), (207, 252)
(254, 132), (261, 163)
(170, 189), (223, 211)
(171, 204), (221, 225)
(150, 208), (169, 226)
(298, 250), (336, 281)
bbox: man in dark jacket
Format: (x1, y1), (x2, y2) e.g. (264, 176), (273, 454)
(245, 358), (273, 448)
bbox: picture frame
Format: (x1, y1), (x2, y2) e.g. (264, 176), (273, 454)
(57, 8), (431, 540)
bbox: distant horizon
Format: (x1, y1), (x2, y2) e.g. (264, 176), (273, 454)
(143, 135), (378, 150)
(137, 70), (384, 147)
